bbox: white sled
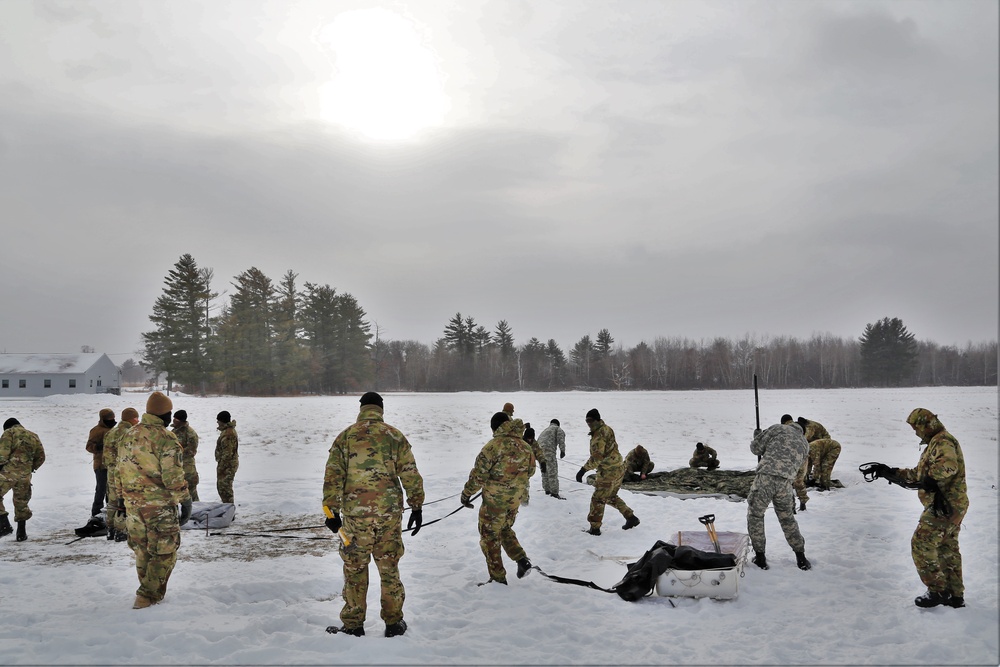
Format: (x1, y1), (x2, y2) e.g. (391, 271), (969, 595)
(654, 530), (750, 600)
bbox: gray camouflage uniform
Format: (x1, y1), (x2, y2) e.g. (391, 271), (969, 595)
(747, 420), (808, 555)
(536, 422), (566, 496)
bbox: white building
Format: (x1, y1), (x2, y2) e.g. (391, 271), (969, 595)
(0, 353), (121, 397)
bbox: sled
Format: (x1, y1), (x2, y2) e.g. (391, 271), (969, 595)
(654, 530), (750, 600)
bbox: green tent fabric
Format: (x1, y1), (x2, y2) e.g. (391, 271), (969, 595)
(585, 467), (843, 499)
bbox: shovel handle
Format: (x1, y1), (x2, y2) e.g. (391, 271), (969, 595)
(698, 514), (715, 525)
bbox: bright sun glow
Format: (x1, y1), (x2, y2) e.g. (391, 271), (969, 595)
(316, 8), (449, 141)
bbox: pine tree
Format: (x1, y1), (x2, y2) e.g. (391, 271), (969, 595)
(859, 317), (918, 386)
(217, 267), (276, 395)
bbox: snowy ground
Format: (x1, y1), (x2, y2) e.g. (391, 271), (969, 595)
(0, 387), (996, 665)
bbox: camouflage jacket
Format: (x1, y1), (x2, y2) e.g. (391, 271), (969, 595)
(802, 420), (831, 442)
(86, 422), (112, 470)
(103, 421), (134, 470)
(463, 419), (535, 509)
(537, 424), (566, 457)
(215, 421), (238, 463)
(115, 413), (189, 508)
(690, 445), (718, 464)
(173, 423), (199, 471)
(751, 422), (808, 480)
(0, 425), (45, 478)
(898, 426), (969, 520)
(624, 446), (654, 475)
(582, 420), (625, 478)
(323, 405), (425, 518)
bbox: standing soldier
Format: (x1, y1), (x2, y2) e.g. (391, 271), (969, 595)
(797, 416), (843, 492)
(575, 409), (639, 535)
(172, 410), (200, 502)
(864, 409), (968, 608)
(462, 411), (536, 585)
(622, 444), (655, 482)
(215, 411), (238, 507)
(103, 407), (139, 542)
(747, 414), (811, 570)
(689, 442), (720, 470)
(0, 418), (45, 541)
(323, 392), (424, 638)
(537, 419), (566, 499)
(114, 392), (191, 609)
(519, 423), (546, 506)
(85, 408), (116, 520)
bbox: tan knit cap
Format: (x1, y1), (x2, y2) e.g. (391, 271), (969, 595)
(146, 391), (173, 415)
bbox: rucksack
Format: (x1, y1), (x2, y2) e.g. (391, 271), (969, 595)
(611, 540), (737, 601)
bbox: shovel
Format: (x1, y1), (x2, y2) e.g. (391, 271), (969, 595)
(698, 514), (722, 554)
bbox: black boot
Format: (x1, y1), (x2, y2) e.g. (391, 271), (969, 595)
(915, 590), (950, 608)
(0, 515), (12, 538)
(107, 528), (116, 541)
(115, 529), (128, 542)
(326, 625), (365, 636)
(947, 594), (966, 608)
(795, 551), (811, 570)
(622, 514), (640, 530)
(15, 520), (27, 542)
(586, 526), (601, 536)
(752, 552), (768, 570)
(798, 499), (807, 512)
(516, 557), (532, 579)
(384, 620), (407, 638)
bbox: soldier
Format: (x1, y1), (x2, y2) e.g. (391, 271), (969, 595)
(113, 391), (191, 609)
(215, 411), (239, 506)
(575, 409), (639, 535)
(85, 408), (116, 520)
(103, 407), (139, 542)
(462, 411), (535, 585)
(689, 442), (720, 470)
(537, 419), (566, 498)
(323, 392), (424, 638)
(623, 444), (655, 482)
(797, 416), (842, 491)
(747, 414), (811, 570)
(0, 418), (45, 541)
(519, 423), (546, 506)
(172, 410), (200, 502)
(865, 409), (968, 608)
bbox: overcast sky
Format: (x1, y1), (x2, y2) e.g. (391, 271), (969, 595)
(1, 0), (996, 365)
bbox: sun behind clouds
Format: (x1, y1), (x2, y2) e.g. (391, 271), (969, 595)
(315, 8), (450, 142)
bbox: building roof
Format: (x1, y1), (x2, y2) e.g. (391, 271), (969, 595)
(0, 353), (111, 374)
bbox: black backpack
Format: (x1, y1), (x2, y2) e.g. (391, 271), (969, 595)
(611, 540), (737, 601)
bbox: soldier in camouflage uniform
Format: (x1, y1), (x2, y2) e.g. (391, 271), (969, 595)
(462, 411), (535, 585)
(171, 410), (200, 502)
(537, 419), (566, 498)
(868, 409), (968, 608)
(623, 444), (655, 482)
(747, 414), (811, 570)
(519, 423), (546, 506)
(323, 392), (424, 638)
(86, 408), (116, 519)
(575, 409), (639, 535)
(214, 411), (238, 505)
(689, 442), (720, 470)
(103, 407), (139, 541)
(797, 417), (842, 491)
(113, 392), (191, 609)
(0, 418), (45, 541)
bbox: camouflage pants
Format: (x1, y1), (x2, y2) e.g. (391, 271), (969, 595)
(0, 473), (33, 521)
(911, 511), (965, 597)
(793, 458), (809, 503)
(340, 513), (406, 628)
(588, 470), (634, 530)
(106, 468), (122, 534)
(689, 457), (719, 470)
(184, 466), (200, 502)
(541, 448), (559, 496)
(216, 459), (238, 504)
(747, 473), (805, 554)
(478, 502), (526, 582)
(808, 439), (841, 487)
(126, 505), (180, 603)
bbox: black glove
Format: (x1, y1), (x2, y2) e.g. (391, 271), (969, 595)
(460, 494), (474, 508)
(178, 499), (192, 526)
(560, 451), (565, 459)
(873, 464), (894, 479)
(325, 513), (342, 534)
(540, 461), (547, 474)
(407, 508), (423, 535)
(576, 467), (586, 483)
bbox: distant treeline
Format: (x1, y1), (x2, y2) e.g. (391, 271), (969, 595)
(139, 255), (998, 395)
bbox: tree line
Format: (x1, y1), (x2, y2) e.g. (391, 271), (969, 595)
(139, 255), (998, 395)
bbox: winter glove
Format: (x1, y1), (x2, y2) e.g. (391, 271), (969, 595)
(576, 467), (586, 483)
(560, 451), (565, 459)
(178, 499), (192, 526)
(539, 461), (547, 474)
(407, 508), (423, 535)
(460, 494), (474, 508)
(325, 513), (342, 534)
(871, 463), (894, 479)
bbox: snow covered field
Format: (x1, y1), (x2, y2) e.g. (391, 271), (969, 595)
(0, 386), (996, 665)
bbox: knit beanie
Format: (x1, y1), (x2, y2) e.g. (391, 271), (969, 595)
(359, 392), (384, 408)
(696, 442), (704, 450)
(796, 416), (809, 429)
(99, 408), (115, 421)
(502, 402), (514, 415)
(550, 419), (560, 426)
(174, 409), (187, 422)
(146, 392), (172, 415)
(780, 414), (793, 424)
(217, 410), (231, 423)
(586, 408), (601, 422)
(491, 411), (509, 432)
(3, 417), (19, 430)
(122, 407), (139, 421)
